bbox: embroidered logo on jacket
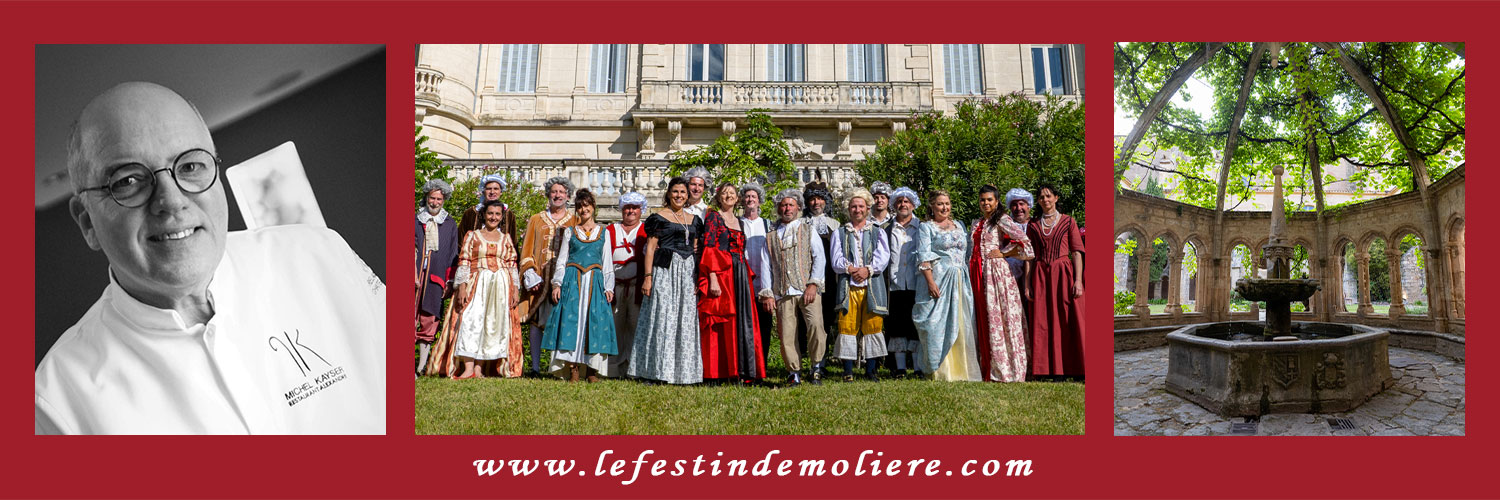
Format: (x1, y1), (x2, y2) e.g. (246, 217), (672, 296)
(269, 329), (350, 407)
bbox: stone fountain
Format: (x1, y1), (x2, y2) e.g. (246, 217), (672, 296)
(1165, 166), (1393, 416)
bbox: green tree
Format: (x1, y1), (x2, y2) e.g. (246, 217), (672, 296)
(857, 94), (1085, 225)
(668, 110), (798, 219)
(415, 126), (449, 208)
(1115, 42), (1464, 209)
(444, 170), (547, 236)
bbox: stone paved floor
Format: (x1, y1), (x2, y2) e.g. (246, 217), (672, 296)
(1115, 347), (1465, 436)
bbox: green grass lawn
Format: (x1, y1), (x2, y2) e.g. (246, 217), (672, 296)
(416, 333), (1083, 435)
(416, 375), (1083, 435)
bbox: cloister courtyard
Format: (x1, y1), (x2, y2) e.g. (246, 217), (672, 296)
(1112, 42), (1464, 436)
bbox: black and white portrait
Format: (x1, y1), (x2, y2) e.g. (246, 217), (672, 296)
(34, 44), (387, 435)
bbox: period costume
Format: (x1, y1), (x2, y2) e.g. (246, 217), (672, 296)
(741, 212), (774, 368)
(36, 225), (386, 434)
(542, 225), (618, 377)
(698, 210), (766, 380)
(605, 216), (647, 377)
(456, 175), (518, 257)
(1027, 212), (1086, 377)
(911, 220), (982, 382)
(628, 212), (705, 385)
(831, 219), (891, 378)
(883, 213), (922, 376)
(762, 215), (827, 383)
(452, 227), (522, 374)
(518, 208), (578, 374)
(802, 182), (840, 371)
(415, 206), (459, 376)
(978, 215), (1033, 382)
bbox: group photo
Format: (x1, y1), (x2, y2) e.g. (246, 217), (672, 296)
(413, 43), (1086, 435)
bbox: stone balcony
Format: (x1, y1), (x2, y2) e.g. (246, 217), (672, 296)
(444, 158), (866, 220)
(636, 80), (932, 122)
(415, 65), (444, 109)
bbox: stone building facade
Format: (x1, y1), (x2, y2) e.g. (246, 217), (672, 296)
(1113, 166), (1464, 334)
(416, 44), (1082, 215)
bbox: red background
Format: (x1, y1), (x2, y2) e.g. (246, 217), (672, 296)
(5, 1), (1487, 498)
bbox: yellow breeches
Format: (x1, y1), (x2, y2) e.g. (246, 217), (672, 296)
(838, 287), (884, 337)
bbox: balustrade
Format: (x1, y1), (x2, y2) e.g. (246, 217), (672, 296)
(415, 65), (444, 107)
(643, 80), (927, 113)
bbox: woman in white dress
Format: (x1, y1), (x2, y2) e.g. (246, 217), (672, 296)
(452, 201), (522, 379)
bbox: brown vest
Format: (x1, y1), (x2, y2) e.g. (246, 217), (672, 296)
(767, 220), (818, 299)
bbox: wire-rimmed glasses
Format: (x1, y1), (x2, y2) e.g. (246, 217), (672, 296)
(76, 148), (221, 208)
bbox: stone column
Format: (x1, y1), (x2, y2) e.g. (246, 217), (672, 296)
(1132, 247), (1152, 317)
(1386, 247), (1405, 317)
(1356, 251), (1374, 315)
(1447, 243), (1465, 319)
(1167, 252), (1183, 317)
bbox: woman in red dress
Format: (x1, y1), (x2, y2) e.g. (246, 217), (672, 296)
(1025, 184), (1085, 378)
(698, 183), (766, 384)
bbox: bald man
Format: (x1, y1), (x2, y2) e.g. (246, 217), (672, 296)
(35, 82), (385, 435)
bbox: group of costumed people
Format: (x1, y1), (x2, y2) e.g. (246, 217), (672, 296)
(414, 168), (1084, 386)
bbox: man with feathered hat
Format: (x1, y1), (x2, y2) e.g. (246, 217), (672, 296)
(801, 178), (840, 378)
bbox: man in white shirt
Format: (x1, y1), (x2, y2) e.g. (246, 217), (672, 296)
(883, 187), (923, 378)
(683, 167), (710, 218)
(35, 82), (385, 435)
(830, 188), (890, 382)
(739, 182), (773, 368)
(604, 191), (647, 377)
(761, 189), (827, 386)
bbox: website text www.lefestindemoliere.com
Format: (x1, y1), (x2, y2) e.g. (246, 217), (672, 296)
(473, 449), (1035, 485)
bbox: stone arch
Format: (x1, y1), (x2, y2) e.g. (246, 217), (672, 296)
(1227, 241), (1256, 312)
(1114, 227), (1149, 315)
(1447, 214), (1465, 240)
(1356, 230), (1387, 254)
(1179, 237), (1206, 313)
(1389, 225), (1425, 244)
(1334, 237), (1358, 313)
(1223, 237), (1253, 259)
(1446, 215), (1466, 319)
(1150, 230), (1181, 251)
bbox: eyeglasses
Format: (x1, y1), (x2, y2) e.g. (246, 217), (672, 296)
(77, 148), (221, 208)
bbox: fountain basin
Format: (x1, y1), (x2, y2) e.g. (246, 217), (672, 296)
(1165, 322), (1392, 416)
(1235, 279), (1321, 303)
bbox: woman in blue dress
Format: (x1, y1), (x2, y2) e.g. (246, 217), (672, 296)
(543, 189), (617, 382)
(910, 190), (982, 382)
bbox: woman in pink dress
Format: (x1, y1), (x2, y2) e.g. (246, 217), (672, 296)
(978, 191), (1032, 382)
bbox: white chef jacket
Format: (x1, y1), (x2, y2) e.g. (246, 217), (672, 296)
(35, 225), (386, 435)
